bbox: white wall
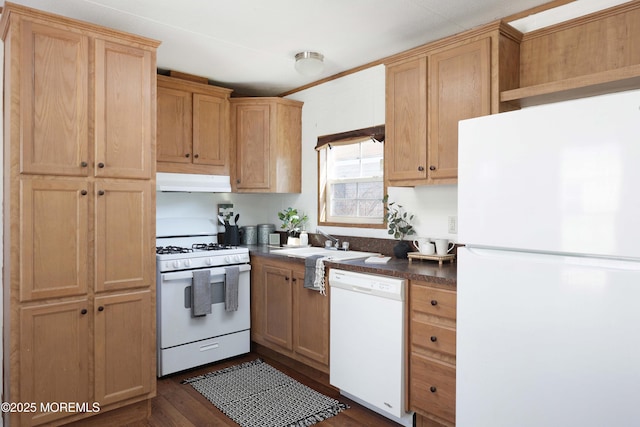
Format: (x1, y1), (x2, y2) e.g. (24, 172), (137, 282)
(157, 64), (459, 242)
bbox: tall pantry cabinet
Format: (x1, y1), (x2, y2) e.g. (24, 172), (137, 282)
(1, 3), (159, 426)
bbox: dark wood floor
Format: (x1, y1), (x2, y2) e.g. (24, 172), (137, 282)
(145, 352), (403, 426)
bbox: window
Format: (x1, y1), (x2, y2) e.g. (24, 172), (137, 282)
(317, 126), (385, 227)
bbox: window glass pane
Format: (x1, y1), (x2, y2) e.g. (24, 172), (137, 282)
(320, 136), (384, 225)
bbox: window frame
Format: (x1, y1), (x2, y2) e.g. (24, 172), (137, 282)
(316, 125), (386, 229)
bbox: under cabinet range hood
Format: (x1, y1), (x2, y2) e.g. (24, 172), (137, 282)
(156, 172), (232, 193)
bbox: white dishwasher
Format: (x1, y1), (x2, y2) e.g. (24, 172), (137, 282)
(329, 269), (415, 427)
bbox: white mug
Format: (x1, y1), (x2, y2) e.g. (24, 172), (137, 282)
(434, 239), (455, 255)
(413, 238), (435, 255)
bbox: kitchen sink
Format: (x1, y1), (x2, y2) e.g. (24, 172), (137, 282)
(270, 246), (379, 260)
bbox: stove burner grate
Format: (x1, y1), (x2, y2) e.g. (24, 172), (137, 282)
(156, 246), (194, 255)
(191, 243), (237, 251)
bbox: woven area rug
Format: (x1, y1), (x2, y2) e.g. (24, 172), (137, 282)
(182, 359), (348, 427)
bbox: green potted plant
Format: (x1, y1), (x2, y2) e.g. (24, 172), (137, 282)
(383, 195), (416, 259)
(278, 207), (309, 245)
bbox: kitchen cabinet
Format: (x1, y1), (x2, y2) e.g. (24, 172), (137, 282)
(1, 4), (159, 425)
(94, 291), (153, 406)
(19, 300), (91, 426)
(157, 75), (233, 175)
(251, 256), (329, 372)
(231, 97), (303, 193)
(385, 21), (521, 186)
(409, 280), (457, 426)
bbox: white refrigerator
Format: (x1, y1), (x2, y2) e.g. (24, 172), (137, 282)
(456, 89), (640, 427)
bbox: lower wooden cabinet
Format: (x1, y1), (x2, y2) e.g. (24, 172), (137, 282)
(17, 291), (154, 426)
(19, 300), (91, 426)
(94, 291), (153, 406)
(409, 280), (457, 426)
(251, 256), (329, 371)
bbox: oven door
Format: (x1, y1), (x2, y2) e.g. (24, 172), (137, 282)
(158, 264), (250, 349)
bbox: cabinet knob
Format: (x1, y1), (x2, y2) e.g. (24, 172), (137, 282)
(185, 153), (190, 158)
(430, 386), (437, 393)
(418, 166), (425, 171)
(430, 336), (438, 342)
(81, 190), (88, 196)
(81, 309), (88, 315)
(98, 162), (105, 168)
(285, 276), (290, 281)
(98, 190), (105, 196)
(430, 300), (438, 306)
(80, 161), (88, 167)
(292, 278), (297, 282)
(429, 165), (436, 171)
(98, 306), (104, 312)
(236, 179), (241, 184)
(194, 154), (199, 159)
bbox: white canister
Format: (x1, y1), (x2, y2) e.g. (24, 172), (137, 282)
(299, 231), (308, 246)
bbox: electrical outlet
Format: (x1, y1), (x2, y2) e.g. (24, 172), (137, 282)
(448, 216), (458, 234)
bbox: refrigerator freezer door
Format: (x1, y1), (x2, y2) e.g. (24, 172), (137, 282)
(457, 247), (640, 427)
(458, 89), (640, 259)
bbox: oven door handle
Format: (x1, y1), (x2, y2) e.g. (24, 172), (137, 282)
(161, 263), (250, 282)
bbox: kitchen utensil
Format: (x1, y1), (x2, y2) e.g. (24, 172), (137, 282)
(234, 214), (240, 226)
(217, 215), (226, 225)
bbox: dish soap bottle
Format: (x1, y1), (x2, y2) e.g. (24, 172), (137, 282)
(299, 230), (308, 246)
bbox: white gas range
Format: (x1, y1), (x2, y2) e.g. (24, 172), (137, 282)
(156, 218), (251, 377)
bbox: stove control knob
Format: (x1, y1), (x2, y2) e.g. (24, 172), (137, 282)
(205, 258), (213, 266)
(224, 256), (232, 264)
(183, 259), (191, 268)
(172, 260), (180, 268)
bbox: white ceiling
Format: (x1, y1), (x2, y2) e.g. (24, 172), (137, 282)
(1, 0), (628, 96)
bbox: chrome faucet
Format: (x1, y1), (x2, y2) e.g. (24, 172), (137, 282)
(316, 228), (339, 249)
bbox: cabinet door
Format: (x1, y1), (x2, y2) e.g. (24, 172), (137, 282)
(20, 19), (89, 176)
(385, 56), (428, 182)
(19, 300), (90, 426)
(157, 86), (193, 163)
(263, 265), (293, 350)
(293, 268), (329, 365)
(94, 38), (153, 179)
(94, 291), (153, 406)
(234, 103), (271, 190)
(95, 180), (153, 293)
(20, 178), (89, 301)
(193, 93), (227, 168)
(429, 38), (490, 180)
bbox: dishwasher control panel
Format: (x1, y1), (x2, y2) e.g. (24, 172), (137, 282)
(329, 269), (405, 301)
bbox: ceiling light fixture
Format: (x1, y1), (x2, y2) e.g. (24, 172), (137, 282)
(294, 51), (324, 77)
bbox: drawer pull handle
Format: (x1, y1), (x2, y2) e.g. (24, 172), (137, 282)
(80, 309), (88, 315)
(429, 165), (436, 171)
(418, 166), (425, 171)
(430, 386), (437, 393)
(430, 300), (438, 306)
(430, 336), (437, 342)
(98, 162), (105, 168)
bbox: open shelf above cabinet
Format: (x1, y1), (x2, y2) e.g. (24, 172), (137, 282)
(501, 64), (640, 108)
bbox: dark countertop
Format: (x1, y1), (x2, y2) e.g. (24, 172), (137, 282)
(247, 245), (457, 289)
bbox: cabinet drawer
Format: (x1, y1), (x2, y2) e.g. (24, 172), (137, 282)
(411, 321), (456, 357)
(411, 283), (456, 320)
(410, 354), (456, 423)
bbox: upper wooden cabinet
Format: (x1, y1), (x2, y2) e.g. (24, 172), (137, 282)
(231, 97), (303, 193)
(17, 16), (154, 179)
(385, 21), (521, 187)
(157, 75), (233, 175)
